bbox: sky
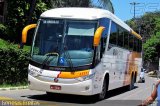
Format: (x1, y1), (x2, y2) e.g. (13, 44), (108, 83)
(95, 0), (160, 21)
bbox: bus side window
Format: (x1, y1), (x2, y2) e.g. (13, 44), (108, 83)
(129, 34), (134, 51)
(133, 36), (137, 51)
(138, 39), (142, 52)
(117, 26), (124, 47)
(99, 18), (110, 57)
(109, 22), (117, 49)
(101, 37), (107, 58)
(123, 31), (129, 49)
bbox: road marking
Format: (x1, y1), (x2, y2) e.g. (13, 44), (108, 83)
(0, 96), (58, 106)
(39, 101), (58, 106)
(0, 96), (14, 100)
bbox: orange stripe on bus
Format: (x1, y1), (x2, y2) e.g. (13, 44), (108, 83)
(58, 70), (89, 79)
(123, 53), (131, 86)
(123, 52), (141, 86)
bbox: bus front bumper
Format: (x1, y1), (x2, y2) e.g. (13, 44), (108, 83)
(28, 75), (94, 96)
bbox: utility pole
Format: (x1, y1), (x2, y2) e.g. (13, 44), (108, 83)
(130, 2), (140, 19)
(130, 2), (143, 67)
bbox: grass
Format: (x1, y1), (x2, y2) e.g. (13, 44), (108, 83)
(0, 83), (28, 88)
(0, 38), (31, 52)
(0, 38), (8, 48)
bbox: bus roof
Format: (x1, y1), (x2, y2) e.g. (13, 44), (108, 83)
(41, 8), (142, 40)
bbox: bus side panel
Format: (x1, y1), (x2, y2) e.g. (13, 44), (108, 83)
(123, 52), (134, 86)
(103, 46), (131, 90)
(123, 51), (141, 86)
(91, 62), (109, 95)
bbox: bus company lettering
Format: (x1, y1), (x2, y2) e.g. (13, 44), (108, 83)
(79, 72), (89, 76)
(30, 67), (42, 74)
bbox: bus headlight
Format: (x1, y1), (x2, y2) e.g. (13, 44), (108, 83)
(28, 66), (42, 77)
(76, 73), (95, 81)
(28, 69), (40, 77)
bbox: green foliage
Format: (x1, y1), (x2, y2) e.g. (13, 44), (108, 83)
(127, 11), (160, 66)
(0, 24), (7, 33)
(49, 0), (90, 8)
(4, 0), (113, 43)
(0, 82), (27, 88)
(0, 24), (7, 38)
(0, 24), (13, 41)
(0, 39), (30, 85)
(49, 0), (113, 12)
(140, 12), (160, 62)
(5, 0), (49, 43)
(0, 38), (9, 48)
(143, 32), (160, 62)
(154, 18), (160, 33)
(126, 19), (138, 31)
(127, 11), (160, 38)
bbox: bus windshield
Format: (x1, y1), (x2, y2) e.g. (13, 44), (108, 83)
(31, 19), (97, 68)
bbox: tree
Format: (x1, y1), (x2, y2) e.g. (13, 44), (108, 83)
(49, 0), (90, 7)
(4, 0), (48, 42)
(2, 0), (114, 43)
(49, 0), (114, 13)
(127, 11), (160, 70)
(27, 0), (37, 24)
(143, 32), (160, 70)
(143, 32), (160, 62)
(127, 12), (160, 42)
(97, 0), (114, 13)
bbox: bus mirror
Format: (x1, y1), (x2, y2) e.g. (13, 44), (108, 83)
(20, 24), (37, 49)
(93, 26), (105, 47)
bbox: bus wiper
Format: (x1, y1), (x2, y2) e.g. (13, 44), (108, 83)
(41, 52), (59, 69)
(41, 35), (62, 68)
(63, 46), (75, 71)
(41, 55), (50, 69)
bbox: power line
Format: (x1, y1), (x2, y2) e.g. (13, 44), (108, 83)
(130, 2), (140, 19)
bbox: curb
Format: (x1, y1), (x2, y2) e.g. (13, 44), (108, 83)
(0, 86), (28, 91)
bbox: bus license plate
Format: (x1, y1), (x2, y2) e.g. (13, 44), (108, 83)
(50, 85), (61, 90)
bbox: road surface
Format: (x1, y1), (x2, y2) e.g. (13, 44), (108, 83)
(0, 75), (158, 106)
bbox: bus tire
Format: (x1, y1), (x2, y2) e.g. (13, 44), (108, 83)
(128, 74), (135, 90)
(134, 73), (137, 83)
(96, 76), (109, 100)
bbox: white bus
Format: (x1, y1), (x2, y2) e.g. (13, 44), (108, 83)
(20, 8), (142, 100)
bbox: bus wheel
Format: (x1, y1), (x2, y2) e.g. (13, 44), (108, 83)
(134, 73), (137, 83)
(129, 75), (135, 90)
(97, 78), (108, 100)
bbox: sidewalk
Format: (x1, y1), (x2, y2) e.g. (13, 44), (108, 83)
(0, 86), (28, 91)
